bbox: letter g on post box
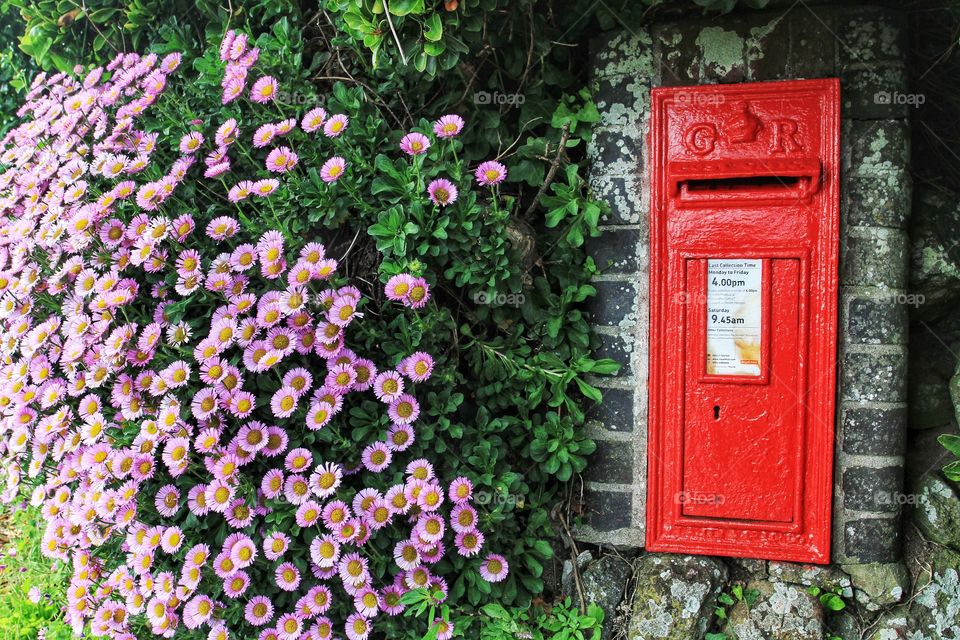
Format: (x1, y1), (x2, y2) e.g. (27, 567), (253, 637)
(646, 79), (840, 564)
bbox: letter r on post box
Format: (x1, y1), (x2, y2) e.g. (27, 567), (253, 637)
(646, 79), (840, 564)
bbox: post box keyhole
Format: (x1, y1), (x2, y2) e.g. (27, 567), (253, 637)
(713, 405), (721, 420)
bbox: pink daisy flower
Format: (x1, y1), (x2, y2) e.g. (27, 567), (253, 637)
(283, 367), (313, 395)
(434, 618), (455, 640)
(400, 351), (434, 381)
(320, 156), (346, 183)
(228, 180), (255, 202)
(386, 423), (415, 451)
(479, 553), (509, 582)
(475, 160), (507, 186)
(382, 585), (406, 615)
(310, 534), (341, 568)
(206, 216), (239, 240)
(373, 371), (404, 402)
(301, 107), (327, 133)
(215, 118), (239, 145)
(361, 442), (392, 473)
(427, 178), (458, 206)
(323, 114), (348, 137)
(406, 277), (431, 309)
(389, 394), (420, 425)
(295, 500), (323, 527)
(433, 114), (464, 138)
(266, 146), (298, 173)
(399, 132), (430, 156)
(276, 614), (302, 640)
(275, 117), (297, 135)
(245, 595), (274, 626)
(394, 540), (421, 571)
(384, 274), (415, 301)
(354, 588), (381, 618)
(179, 131), (204, 154)
(172, 213), (196, 241)
(275, 562), (301, 591)
(310, 462), (343, 498)
(284, 447), (313, 473)
(253, 178), (280, 197)
(224, 570), (251, 597)
(261, 469), (285, 499)
(271, 386), (300, 418)
(346, 612), (372, 640)
(253, 123), (277, 148)
(449, 477), (474, 503)
(154, 485), (180, 517)
(264, 531), (290, 560)
(306, 401), (334, 431)
(451, 503), (478, 532)
(251, 76), (279, 103)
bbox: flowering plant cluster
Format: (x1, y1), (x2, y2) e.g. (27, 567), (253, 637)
(0, 30), (512, 640)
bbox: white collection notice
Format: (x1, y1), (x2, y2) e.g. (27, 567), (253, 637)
(706, 259), (763, 376)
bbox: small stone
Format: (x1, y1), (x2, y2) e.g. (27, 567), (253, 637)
(727, 580), (824, 640)
(767, 562), (852, 596)
(829, 611), (861, 640)
(561, 550), (594, 600)
(581, 555), (633, 640)
(842, 562), (910, 611)
(864, 607), (912, 640)
(911, 564), (960, 639)
(729, 558), (767, 578)
(627, 553), (727, 639)
(913, 474), (960, 551)
(909, 188), (960, 319)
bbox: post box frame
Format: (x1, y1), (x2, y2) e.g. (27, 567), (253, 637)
(646, 78), (840, 564)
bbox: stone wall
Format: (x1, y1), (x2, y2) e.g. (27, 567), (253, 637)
(580, 3), (912, 568)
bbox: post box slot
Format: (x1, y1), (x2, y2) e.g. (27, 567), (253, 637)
(668, 157), (822, 205)
(677, 174), (813, 202)
(683, 175), (802, 192)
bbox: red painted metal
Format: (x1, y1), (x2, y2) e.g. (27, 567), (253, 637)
(646, 79), (840, 564)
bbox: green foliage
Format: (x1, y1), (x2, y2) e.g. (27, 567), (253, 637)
(0, 8), (33, 135)
(2, 0), (303, 70)
(0, 0), (791, 636)
(939, 433), (960, 481)
(713, 583), (760, 625)
(708, 583), (846, 640)
(0, 507), (75, 640)
(476, 600), (604, 640)
(807, 585), (847, 612)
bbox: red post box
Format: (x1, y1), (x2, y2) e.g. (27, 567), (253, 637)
(646, 79), (840, 564)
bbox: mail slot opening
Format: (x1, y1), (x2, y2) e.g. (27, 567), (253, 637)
(677, 174), (817, 204)
(683, 175), (803, 192)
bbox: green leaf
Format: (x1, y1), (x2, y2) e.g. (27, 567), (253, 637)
(944, 460), (960, 482)
(387, 0), (425, 16)
(423, 12), (443, 41)
(939, 434), (960, 458)
(574, 377), (602, 403)
(820, 593), (846, 611)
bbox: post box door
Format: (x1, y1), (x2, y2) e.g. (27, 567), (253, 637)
(646, 79), (839, 564)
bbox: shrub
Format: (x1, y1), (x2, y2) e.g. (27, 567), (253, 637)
(1, 2), (626, 637)
(0, 29), (549, 639)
